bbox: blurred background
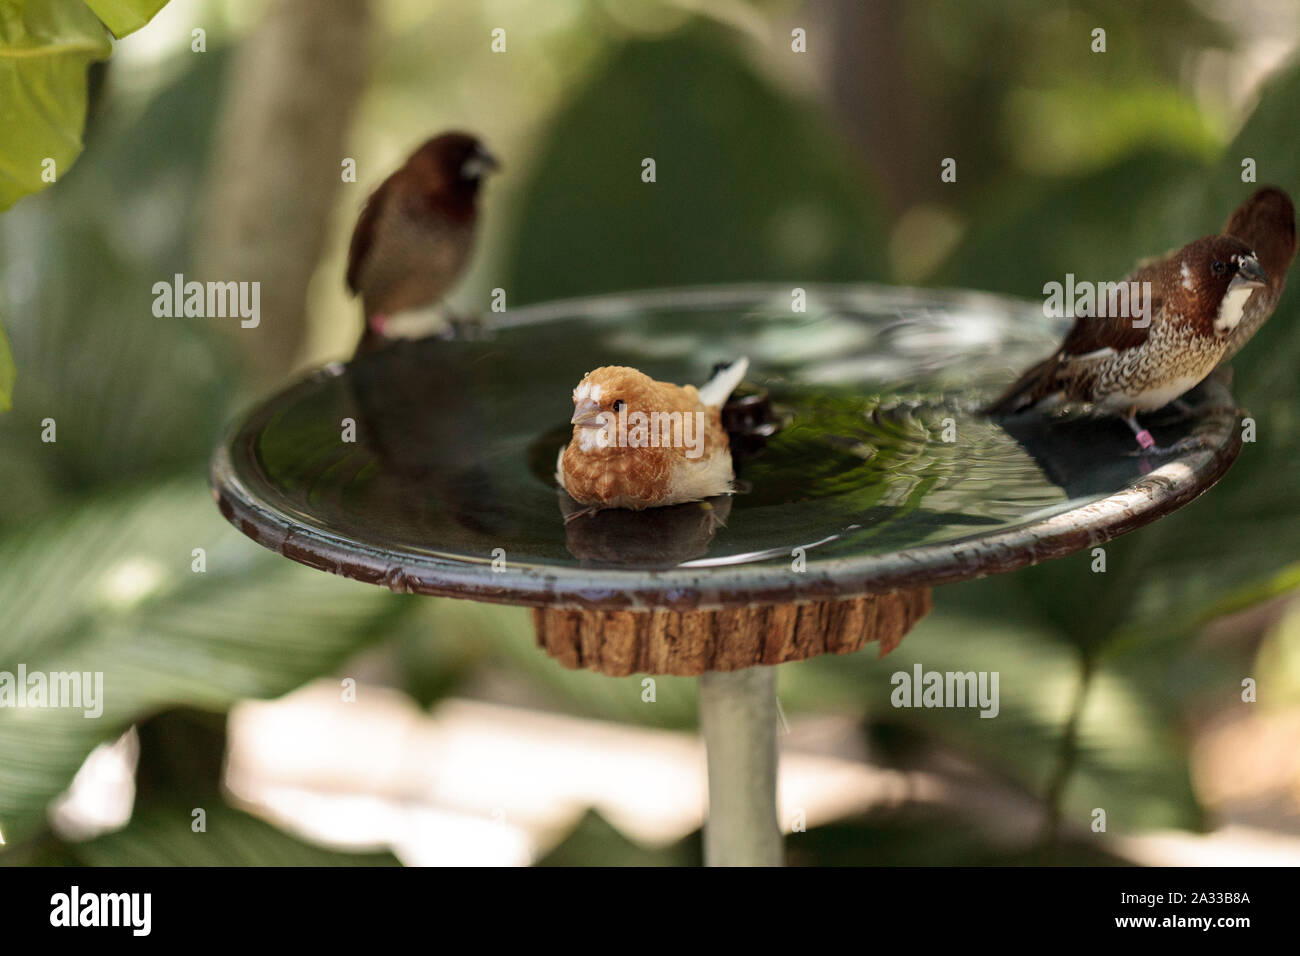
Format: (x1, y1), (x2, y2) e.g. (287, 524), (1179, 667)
(3, 0), (1300, 865)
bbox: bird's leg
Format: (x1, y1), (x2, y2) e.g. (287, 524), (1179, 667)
(1122, 408), (1157, 451)
(368, 312), (389, 335)
(1123, 407), (1213, 457)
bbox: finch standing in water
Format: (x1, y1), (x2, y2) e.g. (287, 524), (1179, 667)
(986, 234), (1267, 452)
(558, 359), (749, 515)
(346, 131), (499, 353)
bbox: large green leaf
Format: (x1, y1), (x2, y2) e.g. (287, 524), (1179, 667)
(0, 0), (173, 212)
(0, 2), (110, 211)
(499, 20), (888, 305)
(536, 809), (699, 867)
(15, 802), (400, 866)
(537, 807), (1127, 866)
(0, 480), (414, 848)
(83, 0), (168, 38)
(782, 811), (1128, 866)
(0, 45), (233, 517)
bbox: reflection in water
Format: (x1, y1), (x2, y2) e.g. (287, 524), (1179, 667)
(997, 370), (1237, 497)
(559, 490), (732, 568)
(347, 340), (522, 539)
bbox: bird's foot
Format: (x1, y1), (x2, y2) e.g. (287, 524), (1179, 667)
(563, 505), (601, 524)
(1126, 434), (1214, 457)
(698, 500), (728, 534)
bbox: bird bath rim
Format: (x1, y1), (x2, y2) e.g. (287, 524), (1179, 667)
(209, 282), (1243, 611)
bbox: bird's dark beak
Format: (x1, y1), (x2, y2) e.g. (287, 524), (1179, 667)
(570, 398), (604, 427)
(476, 146), (501, 172)
(1236, 254), (1268, 288)
(461, 145), (500, 181)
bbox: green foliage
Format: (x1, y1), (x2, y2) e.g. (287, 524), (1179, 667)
(0, 0), (172, 212)
(0, 480), (414, 846)
(782, 811), (1129, 866)
(0, 1), (110, 211)
(538, 807), (1128, 866)
(536, 810), (700, 866)
(501, 20), (889, 305)
(0, 44), (232, 519)
(0, 45), (419, 858)
(3, 4), (1298, 865)
(82, 0), (168, 39)
(16, 803), (399, 866)
(0, 0), (173, 409)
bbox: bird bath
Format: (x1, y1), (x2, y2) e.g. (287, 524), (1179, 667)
(210, 283), (1242, 866)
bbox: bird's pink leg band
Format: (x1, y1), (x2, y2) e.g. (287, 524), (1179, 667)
(370, 313), (389, 334)
(1135, 429), (1156, 450)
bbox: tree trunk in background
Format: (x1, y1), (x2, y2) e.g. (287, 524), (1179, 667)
(197, 0), (372, 385)
(819, 0), (934, 216)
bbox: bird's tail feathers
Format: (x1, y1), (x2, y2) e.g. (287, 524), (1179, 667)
(984, 356), (1058, 416)
(699, 357), (750, 408)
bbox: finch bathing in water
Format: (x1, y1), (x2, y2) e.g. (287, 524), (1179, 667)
(985, 234), (1267, 453)
(346, 131), (499, 353)
(557, 359), (749, 515)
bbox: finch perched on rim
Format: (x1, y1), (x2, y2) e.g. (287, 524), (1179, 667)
(985, 234), (1267, 452)
(557, 359), (749, 516)
(346, 131), (499, 353)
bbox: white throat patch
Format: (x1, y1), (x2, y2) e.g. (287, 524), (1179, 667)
(1214, 282), (1254, 336)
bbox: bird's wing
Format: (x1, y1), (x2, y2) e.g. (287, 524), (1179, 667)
(346, 180), (389, 295)
(1058, 264), (1160, 357)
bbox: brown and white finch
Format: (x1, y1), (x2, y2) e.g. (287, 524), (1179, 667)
(557, 359), (749, 514)
(346, 131), (499, 352)
(986, 234), (1267, 451)
(1218, 186), (1297, 364)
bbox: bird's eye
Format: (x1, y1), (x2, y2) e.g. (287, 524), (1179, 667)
(612, 399), (625, 412)
(1212, 260), (1227, 275)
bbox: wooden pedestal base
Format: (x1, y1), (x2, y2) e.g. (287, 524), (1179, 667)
(532, 589), (932, 676)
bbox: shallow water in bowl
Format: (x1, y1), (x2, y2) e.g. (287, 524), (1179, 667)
(240, 286), (1209, 571)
